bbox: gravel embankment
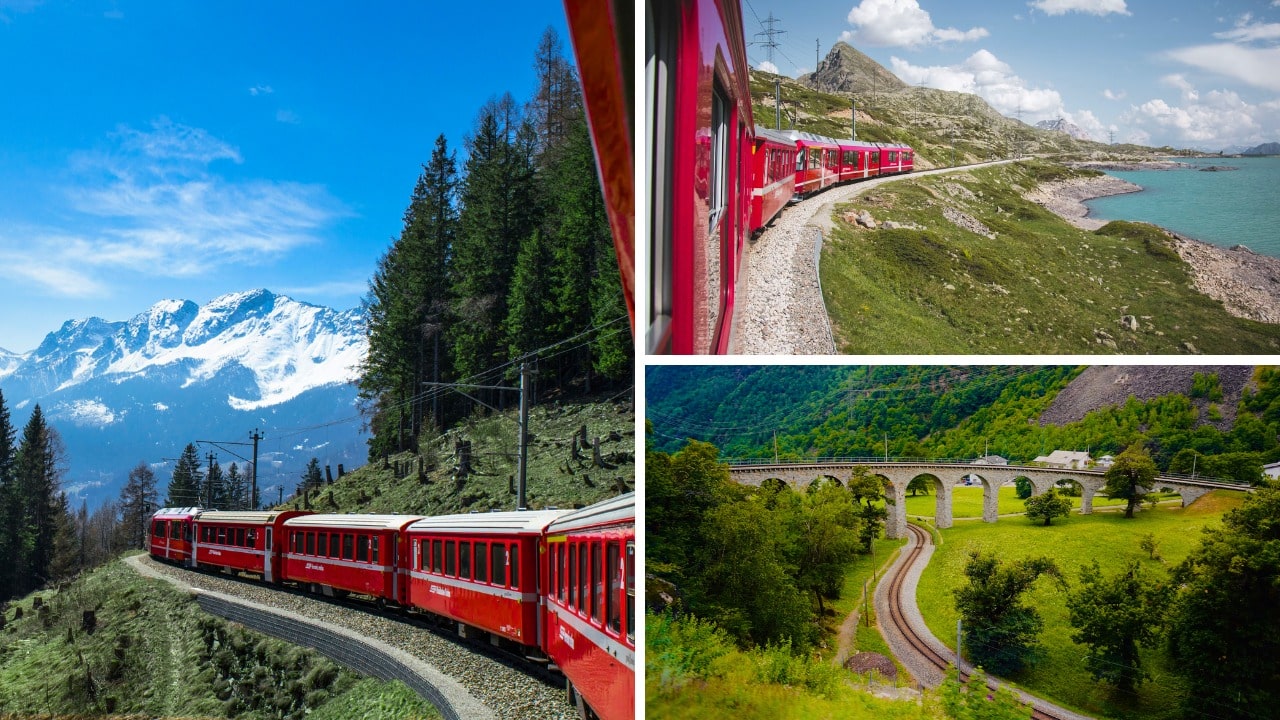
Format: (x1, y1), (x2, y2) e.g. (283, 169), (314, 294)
(731, 159), (1019, 355)
(127, 554), (574, 720)
(1027, 174), (1280, 324)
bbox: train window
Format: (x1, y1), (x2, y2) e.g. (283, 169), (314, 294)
(186, 523), (193, 542)
(607, 542), (621, 634)
(306, 532), (316, 556)
(216, 527), (226, 544)
(475, 541), (488, 582)
(810, 149), (820, 172)
(445, 540), (456, 576)
(342, 534), (354, 560)
(371, 536), (380, 564)
(590, 542), (601, 622)
(171, 522), (181, 540)
(459, 541), (471, 580)
(547, 544), (555, 594)
(492, 543), (507, 587)
(707, 81), (729, 236)
(559, 544), (568, 601)
(152, 521), (161, 538)
(415, 540), (424, 570)
(431, 539), (442, 573)
(200, 526), (209, 542)
(578, 543), (588, 615)
(889, 151), (897, 163)
(292, 532), (300, 554)
(567, 544), (576, 608)
(330, 533), (340, 558)
(247, 529), (256, 548)
(510, 545), (518, 587)
(626, 542), (635, 642)
(796, 148), (806, 172)
(317, 533), (327, 557)
(357, 535), (370, 563)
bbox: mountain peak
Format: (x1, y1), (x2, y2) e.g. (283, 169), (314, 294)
(1035, 118), (1092, 142)
(803, 41), (908, 95)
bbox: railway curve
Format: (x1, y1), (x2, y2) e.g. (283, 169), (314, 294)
(125, 553), (567, 720)
(731, 158), (1022, 355)
(875, 523), (1095, 720)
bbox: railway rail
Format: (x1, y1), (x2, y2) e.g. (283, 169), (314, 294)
(878, 523), (1093, 720)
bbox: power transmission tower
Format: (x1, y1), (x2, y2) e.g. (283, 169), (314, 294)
(815, 38), (820, 73)
(752, 12), (785, 67)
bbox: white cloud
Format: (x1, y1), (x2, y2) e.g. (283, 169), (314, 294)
(1122, 81), (1274, 146)
(1167, 43), (1280, 92)
(758, 60), (779, 74)
(1063, 109), (1106, 141)
(1028, 0), (1130, 16)
(1161, 73), (1198, 101)
(115, 117), (241, 165)
(249, 85), (274, 96)
(1102, 88), (1127, 100)
(276, 109), (300, 124)
(842, 0), (987, 48)
(1214, 13), (1280, 42)
(890, 50), (1066, 121)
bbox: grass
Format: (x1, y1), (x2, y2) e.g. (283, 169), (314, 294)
(0, 559), (439, 719)
(901, 485), (1177, 519)
(278, 392), (634, 516)
(819, 162), (1280, 354)
(821, 536), (908, 671)
(913, 490), (1248, 720)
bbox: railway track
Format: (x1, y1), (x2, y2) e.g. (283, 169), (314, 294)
(880, 523), (1090, 720)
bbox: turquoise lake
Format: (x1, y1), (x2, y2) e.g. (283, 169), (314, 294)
(1083, 156), (1280, 258)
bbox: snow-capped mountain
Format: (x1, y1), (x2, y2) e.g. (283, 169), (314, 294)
(0, 290), (369, 508)
(1035, 118), (1093, 142)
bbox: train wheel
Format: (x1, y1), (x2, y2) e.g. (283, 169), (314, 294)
(567, 681), (598, 720)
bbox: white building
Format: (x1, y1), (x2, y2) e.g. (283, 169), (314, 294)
(1032, 450), (1092, 469)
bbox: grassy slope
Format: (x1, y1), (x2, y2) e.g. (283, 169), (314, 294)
(0, 557), (438, 720)
(914, 490), (1248, 720)
(902, 486), (1174, 519)
(279, 394), (635, 515)
(820, 161), (1280, 354)
(824, 536), (909, 674)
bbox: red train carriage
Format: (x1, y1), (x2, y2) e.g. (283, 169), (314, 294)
(405, 510), (568, 646)
(194, 510), (312, 582)
(562, 0), (634, 334)
(542, 493), (635, 720)
(149, 507), (201, 567)
(792, 132), (842, 196)
(282, 514), (422, 603)
(748, 126), (797, 233)
(646, 0), (754, 354)
(835, 139), (881, 182)
(878, 144), (913, 175)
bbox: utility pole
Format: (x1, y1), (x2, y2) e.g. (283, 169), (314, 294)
(815, 38), (820, 73)
(851, 98), (857, 140)
(957, 619), (963, 667)
(775, 77), (782, 129)
(250, 429), (262, 510)
(516, 362), (530, 511)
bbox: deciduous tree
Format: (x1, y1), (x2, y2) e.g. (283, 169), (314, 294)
(1103, 444), (1157, 518)
(1023, 487), (1072, 526)
(954, 550), (1062, 674)
(1066, 560), (1170, 692)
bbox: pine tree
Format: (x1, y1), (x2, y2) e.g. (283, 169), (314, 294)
(12, 406), (63, 593)
(165, 443), (202, 507)
(301, 457), (323, 491)
(0, 390), (18, 599)
(225, 462), (244, 511)
(119, 462), (158, 549)
(48, 492), (81, 582)
(205, 459), (226, 509)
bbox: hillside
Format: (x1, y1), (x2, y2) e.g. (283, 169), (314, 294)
(0, 557), (434, 719)
(753, 42), (1168, 168)
(646, 365), (1280, 482)
(278, 392), (634, 515)
(1243, 142), (1280, 156)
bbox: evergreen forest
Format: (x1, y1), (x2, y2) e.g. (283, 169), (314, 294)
(359, 28), (632, 460)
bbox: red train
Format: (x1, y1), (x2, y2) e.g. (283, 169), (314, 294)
(149, 492), (635, 720)
(645, 0), (914, 353)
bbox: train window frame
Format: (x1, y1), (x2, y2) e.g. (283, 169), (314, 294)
(330, 533), (339, 558)
(247, 529), (257, 548)
(237, 528), (246, 547)
(644, 0), (675, 354)
(547, 543), (556, 595)
(607, 542), (621, 634)
(459, 541), (471, 580)
(171, 522), (181, 540)
(707, 80), (729, 235)
(317, 533), (327, 557)
(445, 540), (456, 576)
(217, 527), (226, 544)
(342, 534), (354, 561)
(306, 532), (316, 555)
(357, 535), (370, 563)
(577, 542), (588, 616)
(492, 543), (507, 586)
(371, 536), (380, 564)
(510, 544), (519, 587)
(626, 542), (635, 642)
(590, 542), (601, 622)
(431, 539), (442, 573)
(476, 541), (488, 583)
(567, 543), (577, 609)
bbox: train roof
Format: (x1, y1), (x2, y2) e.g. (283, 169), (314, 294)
(408, 509), (570, 535)
(196, 510), (312, 525)
(754, 126), (797, 145)
(546, 492), (634, 534)
(283, 513), (424, 531)
(788, 130), (841, 146)
(152, 507), (202, 519)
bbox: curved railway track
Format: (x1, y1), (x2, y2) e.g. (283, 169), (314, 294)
(880, 523), (1090, 720)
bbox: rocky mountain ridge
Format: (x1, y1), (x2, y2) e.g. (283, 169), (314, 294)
(1243, 142), (1280, 156)
(1036, 118), (1092, 142)
(0, 290), (369, 508)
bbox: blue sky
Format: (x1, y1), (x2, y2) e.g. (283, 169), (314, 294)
(745, 0), (1280, 150)
(0, 0), (571, 352)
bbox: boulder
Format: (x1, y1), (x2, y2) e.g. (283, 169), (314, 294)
(856, 210), (878, 229)
(1120, 315), (1139, 332)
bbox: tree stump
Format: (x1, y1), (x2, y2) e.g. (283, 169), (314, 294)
(82, 610), (96, 635)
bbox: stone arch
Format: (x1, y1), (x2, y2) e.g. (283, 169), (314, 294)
(1053, 478), (1084, 497)
(808, 474), (844, 489)
(966, 471), (1004, 523)
(759, 477), (791, 495)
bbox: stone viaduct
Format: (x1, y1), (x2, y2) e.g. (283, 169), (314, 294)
(727, 459), (1249, 539)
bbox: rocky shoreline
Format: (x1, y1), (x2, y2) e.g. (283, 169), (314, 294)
(1027, 173), (1280, 325)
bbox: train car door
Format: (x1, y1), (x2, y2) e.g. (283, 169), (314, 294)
(265, 527), (274, 582)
